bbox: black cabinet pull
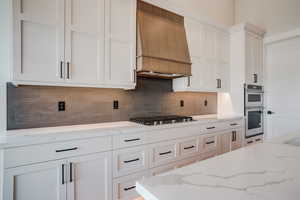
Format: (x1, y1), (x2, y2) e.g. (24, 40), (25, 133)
(61, 164), (65, 185)
(60, 61), (64, 79)
(232, 131), (237, 142)
(69, 163), (73, 183)
(255, 138), (261, 142)
(206, 141), (215, 145)
(124, 186), (136, 191)
(206, 126), (215, 130)
(124, 158), (140, 163)
(159, 151), (172, 156)
(230, 123), (238, 126)
(133, 69), (136, 83)
(67, 62), (70, 79)
(56, 147), (78, 153)
(247, 141), (253, 144)
(124, 138), (140, 142)
(184, 145), (195, 150)
(253, 74), (258, 83)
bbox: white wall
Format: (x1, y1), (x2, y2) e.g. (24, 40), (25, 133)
(144, 0), (235, 27)
(235, 0), (300, 35)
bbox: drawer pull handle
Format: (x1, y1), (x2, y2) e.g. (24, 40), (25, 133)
(232, 131), (237, 142)
(124, 158), (140, 163)
(184, 145), (195, 150)
(61, 164), (65, 185)
(206, 126), (215, 130)
(124, 186), (136, 191)
(230, 123), (238, 126)
(206, 141), (215, 145)
(159, 151), (172, 156)
(70, 162), (73, 183)
(124, 138), (140, 142)
(255, 139), (261, 142)
(247, 141), (254, 144)
(56, 147), (78, 153)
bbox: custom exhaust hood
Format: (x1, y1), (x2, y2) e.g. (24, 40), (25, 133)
(136, 0), (192, 79)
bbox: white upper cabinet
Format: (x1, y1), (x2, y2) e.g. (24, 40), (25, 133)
(245, 32), (264, 85)
(13, 0), (65, 83)
(64, 0), (106, 85)
(12, 0), (136, 89)
(173, 18), (230, 93)
(231, 23), (265, 86)
(107, 0), (136, 88)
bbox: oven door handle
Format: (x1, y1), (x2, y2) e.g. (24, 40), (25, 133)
(267, 110), (275, 115)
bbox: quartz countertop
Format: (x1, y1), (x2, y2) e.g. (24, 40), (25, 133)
(136, 143), (300, 200)
(0, 114), (243, 148)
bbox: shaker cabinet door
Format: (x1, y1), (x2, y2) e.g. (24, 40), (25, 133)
(108, 0), (136, 88)
(4, 160), (66, 200)
(64, 0), (106, 85)
(245, 32), (263, 85)
(67, 152), (112, 200)
(13, 0), (65, 83)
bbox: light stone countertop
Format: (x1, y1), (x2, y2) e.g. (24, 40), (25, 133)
(0, 114), (243, 148)
(136, 143), (300, 200)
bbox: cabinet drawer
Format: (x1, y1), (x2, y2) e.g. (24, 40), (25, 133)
(113, 147), (149, 178)
(179, 138), (198, 157)
(4, 136), (112, 169)
(200, 135), (218, 153)
(227, 120), (243, 129)
(204, 123), (226, 133)
(151, 142), (177, 167)
(244, 135), (263, 146)
(113, 172), (149, 200)
(113, 134), (146, 149)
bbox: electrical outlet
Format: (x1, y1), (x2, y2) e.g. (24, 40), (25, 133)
(113, 100), (119, 109)
(58, 101), (66, 111)
(180, 100), (184, 107)
(204, 100), (208, 107)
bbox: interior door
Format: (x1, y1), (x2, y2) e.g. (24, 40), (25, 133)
(13, 0), (65, 83)
(4, 160), (66, 200)
(67, 152), (112, 200)
(265, 36), (300, 139)
(65, 0), (105, 85)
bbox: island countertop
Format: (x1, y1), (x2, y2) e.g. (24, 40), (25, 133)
(136, 143), (300, 200)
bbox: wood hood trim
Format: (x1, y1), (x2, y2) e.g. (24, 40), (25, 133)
(136, 0), (192, 78)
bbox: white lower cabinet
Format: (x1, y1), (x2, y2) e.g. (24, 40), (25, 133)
(67, 153), (112, 200)
(113, 171), (150, 200)
(4, 152), (112, 200)
(3, 119), (245, 200)
(113, 147), (149, 178)
(4, 160), (66, 200)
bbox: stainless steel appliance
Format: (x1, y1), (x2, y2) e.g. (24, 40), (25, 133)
(245, 84), (264, 138)
(245, 84), (263, 107)
(130, 115), (194, 126)
(245, 107), (264, 138)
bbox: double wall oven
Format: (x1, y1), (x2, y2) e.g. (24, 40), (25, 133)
(245, 85), (264, 138)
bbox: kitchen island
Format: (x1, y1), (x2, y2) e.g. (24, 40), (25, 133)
(136, 143), (300, 200)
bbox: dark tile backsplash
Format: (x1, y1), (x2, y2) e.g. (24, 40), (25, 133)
(7, 78), (217, 130)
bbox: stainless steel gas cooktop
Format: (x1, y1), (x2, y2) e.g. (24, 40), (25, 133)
(130, 115), (194, 126)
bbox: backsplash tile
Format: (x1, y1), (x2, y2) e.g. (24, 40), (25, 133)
(7, 78), (217, 130)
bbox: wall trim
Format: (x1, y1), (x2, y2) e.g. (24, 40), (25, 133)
(264, 28), (300, 45)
